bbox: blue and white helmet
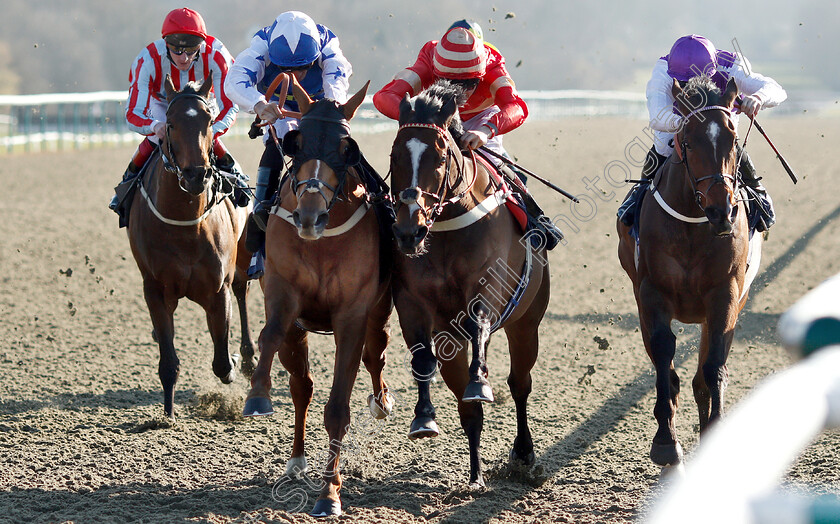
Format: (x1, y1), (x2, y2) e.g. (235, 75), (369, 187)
(268, 11), (321, 68)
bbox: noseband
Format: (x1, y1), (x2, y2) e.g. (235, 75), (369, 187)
(676, 105), (738, 210)
(394, 122), (476, 227)
(161, 92), (216, 193)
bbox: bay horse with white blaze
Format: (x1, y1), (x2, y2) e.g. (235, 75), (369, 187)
(127, 74), (256, 419)
(389, 81), (551, 487)
(617, 77), (762, 467)
(242, 76), (394, 517)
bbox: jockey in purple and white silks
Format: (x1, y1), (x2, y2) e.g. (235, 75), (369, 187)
(619, 34), (787, 232)
(224, 10), (352, 278)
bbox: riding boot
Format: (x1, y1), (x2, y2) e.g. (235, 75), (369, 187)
(737, 146), (775, 232)
(245, 165), (282, 273)
(216, 153), (251, 207)
(109, 162), (140, 211)
(500, 165), (564, 250)
(617, 146), (666, 226)
(248, 249), (265, 280)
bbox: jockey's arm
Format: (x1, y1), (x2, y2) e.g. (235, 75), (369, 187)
(730, 54), (787, 115)
(208, 40), (238, 138)
(224, 33), (271, 114)
(318, 26), (352, 104)
(646, 59), (683, 133)
(373, 43), (436, 120)
(125, 49), (163, 137)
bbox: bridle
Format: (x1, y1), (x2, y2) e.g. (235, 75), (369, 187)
(393, 122), (477, 227)
(675, 105), (741, 211)
(160, 92), (217, 193)
(285, 113), (354, 215)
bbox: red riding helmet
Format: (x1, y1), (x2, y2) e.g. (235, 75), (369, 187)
(161, 8), (207, 48)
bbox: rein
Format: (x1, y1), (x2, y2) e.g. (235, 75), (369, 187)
(395, 122), (478, 227)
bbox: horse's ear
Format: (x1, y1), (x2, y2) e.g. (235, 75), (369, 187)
(198, 71), (213, 99)
(282, 130), (302, 157)
(440, 95), (458, 123)
(341, 137), (361, 166)
(721, 77), (738, 109)
(398, 93), (413, 125)
(164, 75), (177, 100)
(671, 77), (690, 116)
(289, 74), (312, 115)
(343, 80), (370, 121)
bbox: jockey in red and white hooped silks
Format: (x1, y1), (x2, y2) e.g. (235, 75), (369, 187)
(110, 7), (245, 222)
(618, 34), (787, 232)
(374, 22), (563, 249)
(374, 23), (527, 164)
(224, 10), (352, 278)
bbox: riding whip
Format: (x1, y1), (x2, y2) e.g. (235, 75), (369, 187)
(751, 118), (798, 184)
(477, 146), (580, 203)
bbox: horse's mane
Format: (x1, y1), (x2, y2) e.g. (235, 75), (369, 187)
(413, 80), (467, 142)
(682, 75), (722, 106)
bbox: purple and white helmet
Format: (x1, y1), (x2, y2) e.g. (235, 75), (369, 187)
(666, 35), (717, 82)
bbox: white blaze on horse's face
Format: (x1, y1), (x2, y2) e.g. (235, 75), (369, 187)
(406, 138), (428, 216)
(706, 121), (720, 158)
(185, 108), (199, 118)
(307, 160), (323, 192)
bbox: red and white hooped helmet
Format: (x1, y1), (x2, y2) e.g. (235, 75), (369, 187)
(161, 8), (207, 48)
(433, 27), (486, 80)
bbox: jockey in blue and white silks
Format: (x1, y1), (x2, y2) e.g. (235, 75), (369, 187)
(224, 11), (353, 278)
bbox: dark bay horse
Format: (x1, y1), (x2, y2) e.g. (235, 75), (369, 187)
(242, 76), (394, 517)
(127, 75), (255, 419)
(389, 82), (551, 487)
(617, 77), (762, 468)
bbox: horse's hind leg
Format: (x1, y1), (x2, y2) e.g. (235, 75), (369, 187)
(205, 283), (236, 384)
(143, 279), (180, 419)
(362, 291), (393, 419)
(693, 323), (712, 432)
(232, 271), (257, 377)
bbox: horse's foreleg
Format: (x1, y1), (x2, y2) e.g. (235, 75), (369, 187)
(276, 324), (312, 477)
(205, 283), (235, 384)
(143, 279), (179, 419)
(693, 323), (712, 431)
(244, 278), (298, 417)
(311, 320), (367, 517)
(395, 295), (438, 439)
(439, 353), (486, 487)
(702, 291), (737, 431)
(232, 272), (257, 377)
(639, 283), (681, 466)
(462, 304), (494, 403)
(362, 291), (393, 419)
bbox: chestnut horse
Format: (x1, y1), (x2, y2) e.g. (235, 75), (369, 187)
(242, 77), (394, 517)
(617, 77), (762, 467)
(389, 82), (551, 487)
(127, 75), (255, 419)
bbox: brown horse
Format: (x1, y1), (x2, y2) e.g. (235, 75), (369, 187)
(617, 77), (762, 467)
(127, 75), (256, 419)
(389, 81), (551, 487)
(242, 77), (394, 517)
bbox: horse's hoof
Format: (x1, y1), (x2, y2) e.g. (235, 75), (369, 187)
(285, 456), (308, 479)
(243, 396), (274, 417)
(231, 353), (241, 367)
(310, 498), (342, 517)
(408, 416), (439, 440)
(650, 441), (684, 466)
(368, 392), (394, 420)
(240, 357), (257, 378)
(462, 381), (494, 403)
(509, 447), (536, 466)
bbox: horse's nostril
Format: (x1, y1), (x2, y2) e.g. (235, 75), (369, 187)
(315, 212), (329, 230)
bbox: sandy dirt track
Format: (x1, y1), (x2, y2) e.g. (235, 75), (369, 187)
(1, 115), (839, 523)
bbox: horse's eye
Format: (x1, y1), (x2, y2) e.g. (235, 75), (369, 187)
(438, 155), (446, 167)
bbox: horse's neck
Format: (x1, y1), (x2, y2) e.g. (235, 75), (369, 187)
(147, 161), (209, 218)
